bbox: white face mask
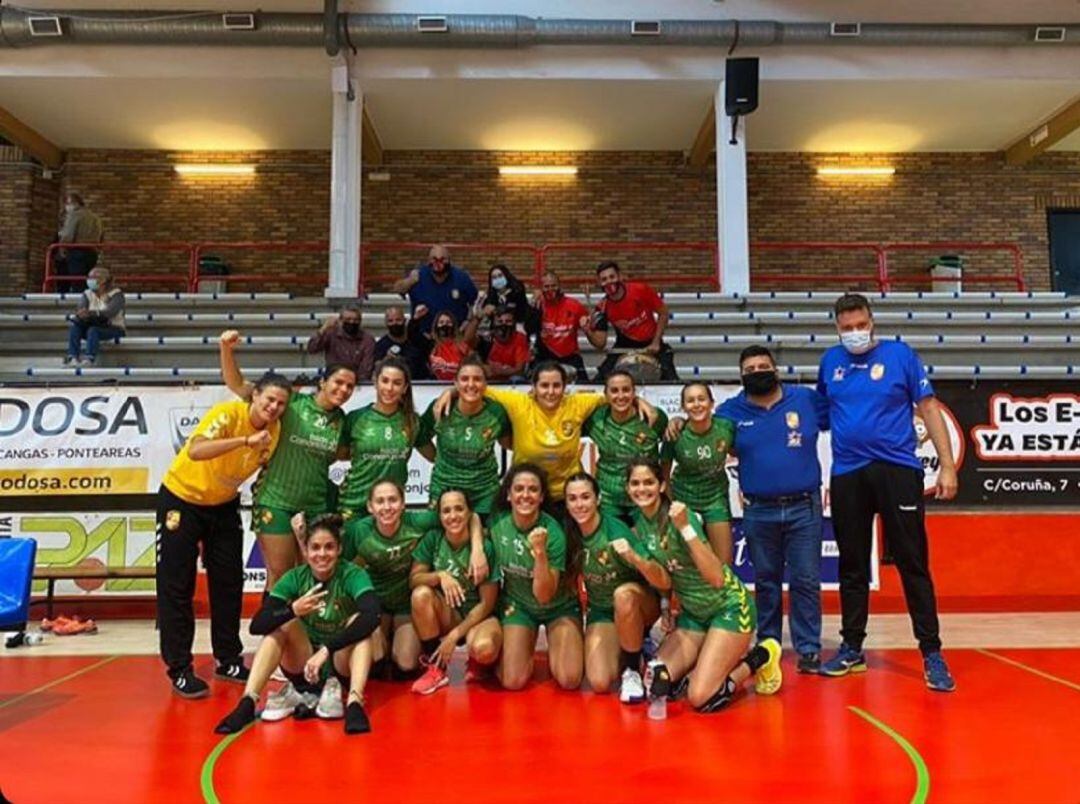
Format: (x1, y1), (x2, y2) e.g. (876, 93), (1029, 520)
(64, 203), (76, 213)
(840, 328), (873, 354)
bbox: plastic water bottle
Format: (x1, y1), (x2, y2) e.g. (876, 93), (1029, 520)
(644, 659), (668, 721)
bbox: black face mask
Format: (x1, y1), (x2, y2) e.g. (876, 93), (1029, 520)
(435, 325), (455, 339)
(342, 322), (360, 337)
(742, 370), (779, 395)
(493, 324), (513, 339)
(387, 323), (406, 338)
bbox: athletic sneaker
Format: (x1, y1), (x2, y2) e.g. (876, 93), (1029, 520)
(754, 638), (783, 695)
(214, 660), (250, 684)
(316, 677), (345, 719)
(412, 659), (450, 695)
(619, 668), (645, 704)
(171, 667), (210, 699)
(923, 652), (956, 692)
(667, 675), (689, 701)
(797, 652), (821, 674)
(261, 682), (314, 722)
(821, 643), (867, 677)
(344, 700), (371, 735)
(215, 695), (256, 734)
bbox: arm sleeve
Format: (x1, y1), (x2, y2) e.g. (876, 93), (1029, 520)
(641, 284), (663, 313)
(412, 531), (437, 566)
(58, 213), (77, 243)
(463, 273), (479, 305)
(905, 345), (934, 402)
(815, 357), (828, 398)
(322, 591), (380, 652)
(306, 329), (329, 354)
(358, 333), (376, 379)
(249, 596), (296, 635)
(101, 292), (125, 321)
(811, 388), (831, 431)
(416, 403), (436, 448)
(652, 408), (669, 436)
(76, 293), (89, 313)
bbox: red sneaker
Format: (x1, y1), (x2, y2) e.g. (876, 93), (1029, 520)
(411, 659), (449, 695)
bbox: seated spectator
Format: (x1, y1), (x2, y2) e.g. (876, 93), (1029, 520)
(428, 310), (480, 381)
(57, 192), (104, 294)
(306, 304), (375, 380)
(374, 305), (432, 380)
(586, 261), (678, 381)
(66, 267), (125, 366)
(529, 271), (590, 383)
(478, 306), (530, 382)
(478, 263), (532, 327)
(392, 244), (477, 336)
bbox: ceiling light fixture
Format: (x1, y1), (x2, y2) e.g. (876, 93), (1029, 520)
(816, 166), (896, 177)
(498, 166), (578, 176)
(174, 164), (256, 176)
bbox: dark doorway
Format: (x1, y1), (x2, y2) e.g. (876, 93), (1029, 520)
(1047, 209), (1080, 295)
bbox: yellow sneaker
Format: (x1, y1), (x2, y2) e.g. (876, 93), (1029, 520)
(754, 638), (783, 695)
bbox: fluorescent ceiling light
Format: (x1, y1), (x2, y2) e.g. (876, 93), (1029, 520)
(816, 166), (896, 176)
(174, 164), (255, 176)
(498, 166), (578, 176)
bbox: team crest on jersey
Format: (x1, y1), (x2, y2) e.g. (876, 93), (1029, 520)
(832, 366), (846, 382)
(597, 549), (611, 567)
(787, 430), (803, 448)
(259, 508), (274, 525)
(635, 431), (648, 445)
(482, 427), (493, 439)
(786, 412), (800, 429)
(165, 510), (181, 531)
(561, 421), (576, 437)
(871, 363), (886, 381)
(503, 601), (516, 618)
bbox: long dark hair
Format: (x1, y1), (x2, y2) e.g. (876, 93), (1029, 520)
(625, 457), (671, 537)
(494, 462), (549, 519)
(373, 355), (418, 442)
(562, 471), (601, 584)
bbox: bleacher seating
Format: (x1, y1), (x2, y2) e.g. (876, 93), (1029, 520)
(2, 291), (1076, 384)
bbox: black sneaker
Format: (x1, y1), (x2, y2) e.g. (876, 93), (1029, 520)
(171, 667), (210, 699)
(215, 695), (256, 734)
(797, 652), (821, 674)
(215, 660), (250, 684)
(344, 700), (371, 735)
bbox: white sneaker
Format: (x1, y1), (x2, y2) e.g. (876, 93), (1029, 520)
(316, 677), (344, 720)
(619, 667), (646, 704)
(261, 682), (305, 722)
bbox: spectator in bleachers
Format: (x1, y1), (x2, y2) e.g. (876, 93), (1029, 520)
(478, 263), (532, 327)
(529, 271), (590, 383)
(478, 306), (530, 381)
(65, 267), (125, 366)
(306, 304), (375, 380)
(428, 310), (480, 381)
(392, 244), (478, 335)
(56, 192), (104, 294)
(374, 305), (432, 380)
(586, 261), (677, 381)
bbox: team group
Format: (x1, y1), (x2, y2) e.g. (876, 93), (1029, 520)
(153, 292), (960, 736)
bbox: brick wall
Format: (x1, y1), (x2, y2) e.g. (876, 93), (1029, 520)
(2, 148), (1073, 294)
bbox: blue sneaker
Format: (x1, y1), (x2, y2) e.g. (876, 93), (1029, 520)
(923, 652), (956, 692)
(820, 643), (867, 677)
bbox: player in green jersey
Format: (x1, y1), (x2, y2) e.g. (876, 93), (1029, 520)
(215, 514), (380, 736)
(416, 357), (512, 519)
(338, 356), (420, 519)
(624, 458), (782, 714)
(219, 329), (357, 591)
(661, 382), (737, 564)
(409, 489), (503, 694)
(582, 370), (667, 521)
(489, 463), (583, 691)
(563, 472), (663, 704)
(341, 479), (485, 678)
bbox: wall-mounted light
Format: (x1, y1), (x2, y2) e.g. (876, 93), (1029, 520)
(498, 166), (578, 176)
(817, 166), (896, 177)
(174, 164), (256, 176)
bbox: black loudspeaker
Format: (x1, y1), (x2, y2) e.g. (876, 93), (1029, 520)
(725, 58), (759, 116)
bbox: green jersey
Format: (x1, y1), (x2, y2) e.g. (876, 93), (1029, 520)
(580, 514), (645, 610)
(270, 562), (374, 645)
(342, 510), (437, 613)
(583, 405), (668, 510)
(413, 531), (500, 613)
(489, 511), (575, 619)
(661, 418), (735, 511)
(339, 405), (417, 513)
(417, 399), (510, 512)
(632, 507), (748, 624)
(253, 393), (344, 512)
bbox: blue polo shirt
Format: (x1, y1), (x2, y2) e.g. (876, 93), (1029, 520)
(716, 384), (829, 498)
(816, 340), (933, 476)
(406, 264), (478, 334)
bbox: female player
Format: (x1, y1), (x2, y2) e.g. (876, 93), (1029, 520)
(215, 514), (380, 736)
(581, 370), (667, 521)
(156, 372), (289, 699)
(337, 356), (419, 521)
(341, 479), (484, 677)
(428, 310), (480, 381)
(624, 458), (782, 713)
(219, 329), (357, 590)
(409, 489), (503, 694)
(416, 357), (512, 520)
(563, 472), (662, 702)
(661, 383), (737, 564)
(489, 464), (583, 691)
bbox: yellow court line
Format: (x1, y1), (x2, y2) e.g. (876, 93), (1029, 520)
(0, 655), (120, 711)
(976, 649), (1080, 693)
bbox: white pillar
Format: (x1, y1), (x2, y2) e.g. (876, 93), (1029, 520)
(715, 82), (751, 295)
(327, 62), (362, 299)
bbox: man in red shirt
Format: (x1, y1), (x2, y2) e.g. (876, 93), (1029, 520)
(480, 306), (531, 381)
(528, 271), (590, 382)
(586, 260), (678, 381)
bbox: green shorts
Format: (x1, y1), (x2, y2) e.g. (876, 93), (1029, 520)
(585, 603), (615, 626)
(676, 587), (756, 635)
(500, 596), (582, 630)
(695, 501), (732, 525)
(252, 504), (326, 536)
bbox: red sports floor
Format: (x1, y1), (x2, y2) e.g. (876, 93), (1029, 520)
(1, 649), (1079, 804)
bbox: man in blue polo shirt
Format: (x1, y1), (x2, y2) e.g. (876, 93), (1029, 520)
(717, 345), (829, 675)
(817, 293), (958, 692)
(392, 244), (478, 335)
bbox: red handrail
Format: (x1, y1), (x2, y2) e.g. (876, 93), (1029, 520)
(750, 242), (890, 292)
(881, 241), (1027, 292)
(43, 242), (195, 292)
